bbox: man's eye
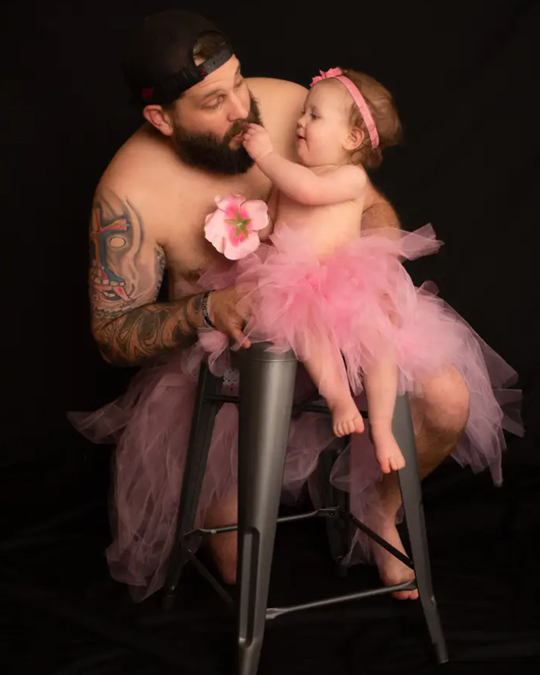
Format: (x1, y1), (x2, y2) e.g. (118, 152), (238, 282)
(206, 97), (223, 109)
(310, 112), (318, 119)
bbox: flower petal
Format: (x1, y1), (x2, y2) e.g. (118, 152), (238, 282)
(223, 232), (261, 260)
(204, 208), (230, 252)
(242, 199), (269, 231)
(217, 194), (245, 217)
(205, 194), (267, 260)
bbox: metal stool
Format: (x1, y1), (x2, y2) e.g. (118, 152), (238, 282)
(162, 343), (448, 674)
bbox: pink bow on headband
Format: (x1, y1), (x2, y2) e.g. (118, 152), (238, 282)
(310, 67), (344, 87)
(309, 67), (380, 150)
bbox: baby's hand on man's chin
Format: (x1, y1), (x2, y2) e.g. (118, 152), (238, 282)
(242, 123), (274, 162)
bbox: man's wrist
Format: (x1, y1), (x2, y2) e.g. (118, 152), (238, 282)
(182, 293), (206, 331)
(201, 290), (217, 328)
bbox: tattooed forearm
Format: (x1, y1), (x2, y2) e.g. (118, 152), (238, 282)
(94, 296), (206, 366)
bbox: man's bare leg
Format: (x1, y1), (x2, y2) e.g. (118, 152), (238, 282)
(205, 366), (470, 596)
(206, 496), (238, 585)
(369, 366), (470, 599)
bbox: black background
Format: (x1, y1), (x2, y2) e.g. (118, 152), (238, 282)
(1, 1), (540, 673)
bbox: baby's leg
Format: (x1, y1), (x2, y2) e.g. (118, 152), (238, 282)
(364, 359), (406, 473)
(303, 345), (364, 437)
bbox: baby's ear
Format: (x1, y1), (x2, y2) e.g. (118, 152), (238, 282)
(344, 126), (365, 152)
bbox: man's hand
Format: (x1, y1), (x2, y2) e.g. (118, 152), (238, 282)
(242, 124), (274, 162)
(208, 286), (252, 349)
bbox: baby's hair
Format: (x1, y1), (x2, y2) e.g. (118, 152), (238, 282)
(340, 69), (402, 169)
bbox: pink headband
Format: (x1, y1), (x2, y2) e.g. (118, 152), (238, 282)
(310, 67), (380, 150)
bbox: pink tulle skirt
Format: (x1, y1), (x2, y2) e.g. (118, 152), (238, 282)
(70, 224), (523, 601)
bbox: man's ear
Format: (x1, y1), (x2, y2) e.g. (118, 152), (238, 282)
(143, 105), (174, 137)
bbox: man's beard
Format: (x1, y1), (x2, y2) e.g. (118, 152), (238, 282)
(171, 95), (263, 175)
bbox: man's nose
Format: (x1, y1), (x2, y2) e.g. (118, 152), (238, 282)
(228, 93), (249, 120)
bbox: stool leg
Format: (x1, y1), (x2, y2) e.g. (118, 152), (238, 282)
(237, 344), (297, 675)
(393, 394), (449, 664)
(161, 362), (223, 610)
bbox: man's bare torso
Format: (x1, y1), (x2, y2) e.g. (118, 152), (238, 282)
(98, 77), (306, 299)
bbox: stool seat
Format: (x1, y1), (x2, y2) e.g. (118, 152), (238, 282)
(162, 343), (448, 674)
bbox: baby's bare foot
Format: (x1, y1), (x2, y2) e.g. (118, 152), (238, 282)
(372, 429), (406, 474)
(330, 397), (365, 437)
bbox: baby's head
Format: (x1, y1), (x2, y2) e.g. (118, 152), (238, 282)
(297, 68), (402, 169)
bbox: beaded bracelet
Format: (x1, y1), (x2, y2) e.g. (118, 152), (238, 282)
(201, 290), (216, 329)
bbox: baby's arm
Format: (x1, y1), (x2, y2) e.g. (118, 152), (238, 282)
(243, 124), (366, 206)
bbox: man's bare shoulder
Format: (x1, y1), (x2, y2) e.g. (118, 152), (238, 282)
(98, 126), (168, 191)
(247, 77), (307, 157)
(247, 77), (307, 115)
(96, 126), (185, 216)
(92, 126), (189, 252)
(247, 76), (308, 97)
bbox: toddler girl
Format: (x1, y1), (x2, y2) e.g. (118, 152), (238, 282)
(202, 66), (519, 479)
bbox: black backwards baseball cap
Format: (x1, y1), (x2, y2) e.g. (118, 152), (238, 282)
(123, 10), (234, 107)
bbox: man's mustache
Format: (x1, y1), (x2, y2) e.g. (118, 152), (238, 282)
(225, 113), (260, 143)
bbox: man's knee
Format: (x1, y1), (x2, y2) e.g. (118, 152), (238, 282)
(419, 366), (470, 435)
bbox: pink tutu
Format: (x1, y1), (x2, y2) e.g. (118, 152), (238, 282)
(70, 357), (335, 601)
(200, 224), (523, 480)
(70, 225), (523, 601)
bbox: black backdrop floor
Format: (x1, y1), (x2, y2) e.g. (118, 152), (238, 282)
(2, 436), (540, 675)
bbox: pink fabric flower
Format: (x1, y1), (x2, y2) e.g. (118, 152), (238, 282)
(204, 194), (269, 260)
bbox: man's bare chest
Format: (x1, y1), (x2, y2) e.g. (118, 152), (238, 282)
(160, 169), (271, 289)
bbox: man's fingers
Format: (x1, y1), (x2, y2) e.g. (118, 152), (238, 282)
(236, 302), (251, 322)
(211, 287), (252, 347)
(231, 327), (250, 349)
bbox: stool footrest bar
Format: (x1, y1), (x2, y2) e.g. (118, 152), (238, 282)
(184, 549), (235, 608)
(346, 513), (414, 569)
(266, 580), (418, 620)
(182, 508), (413, 569)
(184, 509), (341, 539)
